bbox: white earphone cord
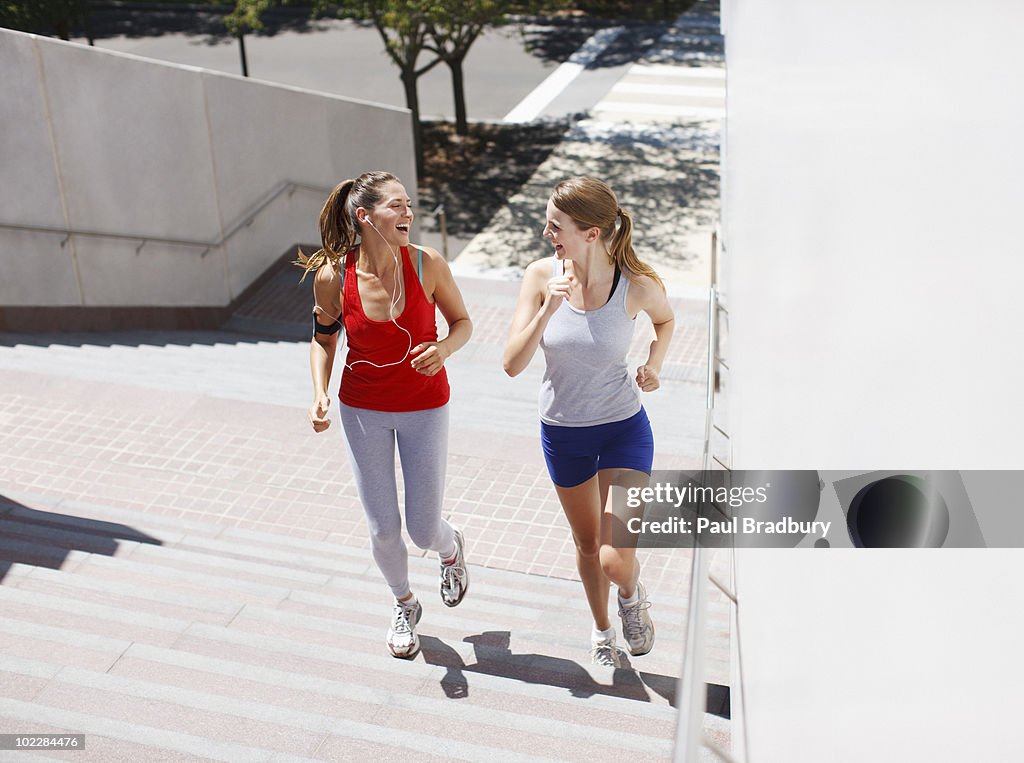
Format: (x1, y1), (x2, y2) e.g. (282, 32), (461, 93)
(332, 220), (413, 371)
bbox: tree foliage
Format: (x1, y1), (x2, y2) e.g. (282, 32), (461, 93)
(1, 0), (89, 40)
(314, 0), (444, 174)
(224, 0), (273, 37)
(225, 0), (568, 167)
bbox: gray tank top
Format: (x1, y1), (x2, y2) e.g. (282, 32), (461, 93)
(539, 257), (641, 427)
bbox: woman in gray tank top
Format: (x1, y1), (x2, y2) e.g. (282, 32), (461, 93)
(503, 177), (675, 667)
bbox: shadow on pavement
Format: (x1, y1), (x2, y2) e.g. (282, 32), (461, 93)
(419, 630), (728, 716)
(84, 5), (337, 43)
(461, 120), (720, 272)
(420, 118), (578, 241)
(421, 631), (652, 704)
(0, 495), (163, 583)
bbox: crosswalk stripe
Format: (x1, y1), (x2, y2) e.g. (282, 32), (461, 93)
(594, 101), (725, 118)
(631, 63), (725, 78)
(611, 82), (725, 99)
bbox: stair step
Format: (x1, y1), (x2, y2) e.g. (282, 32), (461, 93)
(0, 614), (676, 758)
(0, 577), (684, 708)
(1, 489), (718, 759)
(1, 653), (671, 759)
(111, 646), (676, 749)
(2, 563), (243, 618)
(0, 696), (321, 763)
(2, 496), (690, 622)
(4, 552), (686, 672)
(0, 590), (678, 722)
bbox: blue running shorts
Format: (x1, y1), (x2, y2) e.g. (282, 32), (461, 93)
(540, 407), (654, 488)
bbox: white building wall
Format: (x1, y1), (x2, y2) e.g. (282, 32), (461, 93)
(721, 1), (1024, 760)
(722, 0), (1024, 469)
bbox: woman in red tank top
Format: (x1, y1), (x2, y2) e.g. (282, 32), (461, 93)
(298, 171), (473, 659)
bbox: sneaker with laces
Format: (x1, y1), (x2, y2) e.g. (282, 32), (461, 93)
(590, 635), (624, 668)
(387, 598), (422, 659)
(440, 528), (468, 607)
(618, 581), (655, 656)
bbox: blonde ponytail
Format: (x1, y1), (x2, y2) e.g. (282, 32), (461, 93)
(550, 177), (665, 292)
(609, 207), (664, 292)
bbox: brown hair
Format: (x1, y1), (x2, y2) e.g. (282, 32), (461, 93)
(550, 176), (664, 291)
(294, 170), (400, 280)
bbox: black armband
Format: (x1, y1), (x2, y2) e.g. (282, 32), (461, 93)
(313, 315), (341, 336)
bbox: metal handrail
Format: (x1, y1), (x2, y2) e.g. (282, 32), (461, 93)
(2, 183), (452, 262)
(0, 180), (333, 255)
(674, 223), (736, 762)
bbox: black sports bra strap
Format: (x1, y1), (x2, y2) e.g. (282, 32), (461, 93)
(606, 265), (621, 305)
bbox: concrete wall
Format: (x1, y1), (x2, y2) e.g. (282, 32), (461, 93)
(722, 0), (1024, 760)
(0, 28), (416, 309)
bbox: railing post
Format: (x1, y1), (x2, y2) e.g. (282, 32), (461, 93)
(434, 204), (449, 261)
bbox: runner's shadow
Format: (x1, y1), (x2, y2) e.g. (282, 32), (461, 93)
(419, 631), (667, 705)
(0, 496), (162, 583)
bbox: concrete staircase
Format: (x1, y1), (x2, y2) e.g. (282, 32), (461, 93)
(0, 494), (726, 761)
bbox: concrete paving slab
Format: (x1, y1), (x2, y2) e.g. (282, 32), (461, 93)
(3, 563), (243, 617)
(0, 696), (296, 762)
(26, 680), (326, 758)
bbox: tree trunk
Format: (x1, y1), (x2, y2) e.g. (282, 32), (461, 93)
(401, 68), (425, 178)
(449, 56), (468, 136)
(238, 33), (249, 77)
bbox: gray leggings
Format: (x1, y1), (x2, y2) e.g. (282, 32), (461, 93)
(339, 402), (456, 599)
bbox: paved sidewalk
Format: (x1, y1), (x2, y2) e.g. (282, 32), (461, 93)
(0, 269), (711, 589)
(453, 9), (722, 293)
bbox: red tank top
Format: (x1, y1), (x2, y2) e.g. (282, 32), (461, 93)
(339, 246), (450, 411)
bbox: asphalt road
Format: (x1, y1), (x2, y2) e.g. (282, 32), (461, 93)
(77, 13), (608, 122)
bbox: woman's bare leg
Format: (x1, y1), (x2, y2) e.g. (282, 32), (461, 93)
(554, 476), (612, 630)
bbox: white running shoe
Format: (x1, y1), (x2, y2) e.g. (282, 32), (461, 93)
(590, 635), (624, 668)
(440, 529), (469, 607)
(387, 598), (422, 659)
(618, 581), (655, 656)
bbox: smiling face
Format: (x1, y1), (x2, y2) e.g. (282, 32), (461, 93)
(361, 181), (413, 245)
(543, 198), (596, 259)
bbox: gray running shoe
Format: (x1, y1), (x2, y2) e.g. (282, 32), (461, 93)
(590, 635), (624, 668)
(440, 529), (469, 607)
(387, 598), (422, 659)
(618, 581), (655, 656)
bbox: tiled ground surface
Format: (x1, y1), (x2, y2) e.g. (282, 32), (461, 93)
(0, 270), (711, 594)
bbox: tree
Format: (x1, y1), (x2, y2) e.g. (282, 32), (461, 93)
(224, 0), (273, 77)
(316, 0), (443, 176)
(424, 2), (499, 137)
(426, 1), (567, 136)
(227, 1), (566, 168)
(1, 0), (89, 41)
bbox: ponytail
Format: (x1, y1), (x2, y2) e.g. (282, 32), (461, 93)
(609, 207), (664, 292)
(294, 179), (355, 282)
(294, 171), (400, 282)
